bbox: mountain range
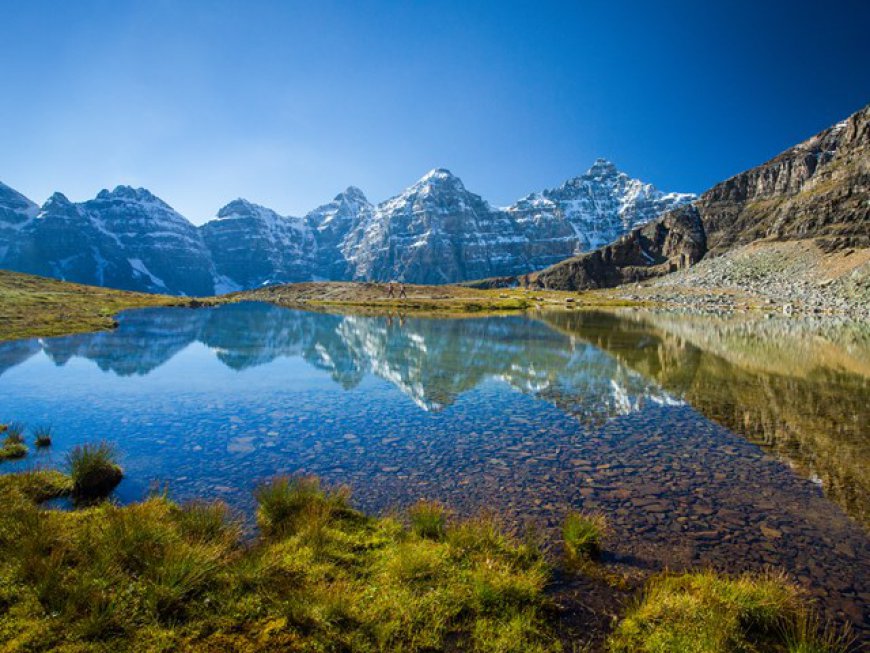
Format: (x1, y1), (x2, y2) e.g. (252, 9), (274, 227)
(0, 161), (694, 294)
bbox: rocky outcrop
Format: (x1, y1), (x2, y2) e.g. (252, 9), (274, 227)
(535, 104), (870, 290)
(536, 206), (706, 290)
(0, 161), (692, 293)
(698, 104), (869, 255)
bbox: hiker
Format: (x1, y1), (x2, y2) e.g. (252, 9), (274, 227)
(399, 283), (407, 299)
(386, 282), (395, 298)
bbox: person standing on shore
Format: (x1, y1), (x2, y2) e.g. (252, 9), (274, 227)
(387, 282), (395, 298)
(399, 283), (407, 299)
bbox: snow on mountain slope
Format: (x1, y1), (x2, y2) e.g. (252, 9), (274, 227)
(82, 186), (215, 295)
(338, 162), (695, 283)
(2, 186), (215, 295)
(339, 168), (533, 283)
(507, 159), (696, 264)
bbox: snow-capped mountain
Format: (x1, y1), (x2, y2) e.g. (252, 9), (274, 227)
(0, 161), (694, 293)
(307, 186), (374, 280)
(507, 159), (696, 256)
(201, 199), (315, 293)
(2, 186), (215, 295)
(340, 168), (532, 284)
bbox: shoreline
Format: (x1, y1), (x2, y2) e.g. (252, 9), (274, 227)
(4, 269), (866, 345)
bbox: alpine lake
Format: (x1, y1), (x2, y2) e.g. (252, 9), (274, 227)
(1, 302), (868, 638)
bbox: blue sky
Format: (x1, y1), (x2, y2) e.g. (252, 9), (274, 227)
(1, 0), (868, 223)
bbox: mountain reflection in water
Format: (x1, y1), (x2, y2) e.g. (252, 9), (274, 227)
(0, 303), (678, 421)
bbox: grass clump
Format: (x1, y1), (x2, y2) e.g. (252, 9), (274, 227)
(608, 570), (851, 653)
(254, 474), (351, 538)
(1, 423), (28, 460)
(0, 442), (28, 460)
(0, 465), (849, 653)
(66, 442), (123, 498)
(5, 421), (25, 443)
(33, 425), (53, 448)
(562, 511), (607, 562)
(0, 469), (73, 502)
(409, 499), (448, 540)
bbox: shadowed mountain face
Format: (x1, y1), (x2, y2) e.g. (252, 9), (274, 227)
(0, 161), (693, 292)
(535, 104), (870, 289)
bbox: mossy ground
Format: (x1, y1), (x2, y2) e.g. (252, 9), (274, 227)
(0, 271), (649, 345)
(0, 270), (212, 341)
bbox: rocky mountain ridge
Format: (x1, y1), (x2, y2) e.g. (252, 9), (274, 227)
(0, 161), (693, 293)
(534, 104), (870, 292)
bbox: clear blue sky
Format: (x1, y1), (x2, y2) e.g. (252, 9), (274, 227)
(1, 0), (868, 223)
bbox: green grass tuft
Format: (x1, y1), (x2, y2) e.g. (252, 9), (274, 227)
(0, 442), (28, 460)
(5, 421), (25, 444)
(408, 499), (448, 540)
(0, 466), (849, 653)
(562, 511), (607, 561)
(1, 469), (74, 502)
(254, 474), (350, 538)
(0, 470), (560, 652)
(66, 441), (123, 498)
(33, 425), (53, 448)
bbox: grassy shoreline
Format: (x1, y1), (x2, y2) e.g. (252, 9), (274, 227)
(0, 466), (850, 652)
(0, 270), (216, 342)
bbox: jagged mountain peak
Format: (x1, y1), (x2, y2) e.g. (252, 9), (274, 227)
(95, 185), (166, 206)
(557, 159), (628, 193)
(336, 186), (368, 203)
(216, 198), (283, 220)
(42, 192), (74, 209)
(410, 168), (466, 192)
(586, 158), (619, 175)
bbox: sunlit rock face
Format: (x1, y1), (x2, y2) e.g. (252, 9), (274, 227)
(0, 162), (692, 292)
